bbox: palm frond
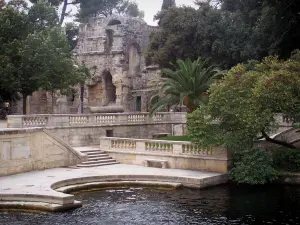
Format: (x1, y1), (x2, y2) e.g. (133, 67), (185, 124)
(149, 57), (219, 114)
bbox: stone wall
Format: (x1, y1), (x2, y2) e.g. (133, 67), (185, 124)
(47, 123), (184, 147)
(0, 128), (85, 176)
(99, 137), (230, 173)
(73, 15), (160, 112)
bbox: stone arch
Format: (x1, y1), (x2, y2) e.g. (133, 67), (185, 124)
(107, 19), (121, 26)
(103, 70), (116, 105)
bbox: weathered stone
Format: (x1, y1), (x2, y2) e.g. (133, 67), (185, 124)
(73, 15), (160, 112)
(14, 15), (160, 114)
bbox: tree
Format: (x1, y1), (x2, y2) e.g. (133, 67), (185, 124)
(146, 6), (201, 68)
(147, 0), (300, 69)
(161, 0), (176, 10)
(65, 22), (79, 50)
(188, 51), (300, 151)
(149, 58), (220, 115)
(187, 51), (300, 184)
(77, 0), (144, 22)
(0, 1), (88, 114)
(29, 28), (87, 112)
(30, 0), (145, 25)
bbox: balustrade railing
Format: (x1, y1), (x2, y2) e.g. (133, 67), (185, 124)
(145, 141), (173, 153)
(111, 139), (137, 150)
(22, 116), (48, 127)
(100, 137), (227, 157)
(7, 112), (186, 128)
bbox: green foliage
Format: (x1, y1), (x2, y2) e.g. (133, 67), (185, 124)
(147, 0), (300, 69)
(161, 0), (175, 10)
(0, 1), (88, 114)
(188, 52), (300, 153)
(64, 22), (79, 50)
(27, 0), (58, 30)
(149, 58), (220, 115)
(230, 148), (278, 185)
(272, 147), (300, 172)
(147, 6), (201, 68)
(187, 51), (300, 184)
(187, 107), (225, 148)
(77, 0), (144, 22)
(155, 136), (190, 142)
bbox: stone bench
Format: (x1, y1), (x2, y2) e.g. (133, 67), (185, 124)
(143, 159), (168, 169)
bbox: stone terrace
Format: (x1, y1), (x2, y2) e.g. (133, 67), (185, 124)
(0, 164), (228, 212)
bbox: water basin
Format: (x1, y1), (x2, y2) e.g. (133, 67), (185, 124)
(0, 184), (300, 225)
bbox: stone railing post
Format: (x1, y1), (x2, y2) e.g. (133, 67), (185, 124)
(136, 139), (146, 152)
(99, 137), (111, 150)
(116, 114), (128, 124)
(146, 113), (153, 123)
(88, 114), (96, 125)
(7, 116), (22, 128)
(173, 143), (183, 155)
(51, 115), (69, 127)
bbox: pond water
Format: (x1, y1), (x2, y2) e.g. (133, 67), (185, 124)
(1, 184), (300, 225)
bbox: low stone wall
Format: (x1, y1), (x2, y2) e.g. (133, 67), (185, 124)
(48, 123), (185, 147)
(100, 137), (230, 173)
(0, 128), (85, 176)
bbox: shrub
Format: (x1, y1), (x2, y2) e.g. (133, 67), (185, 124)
(272, 147), (300, 172)
(230, 148), (278, 185)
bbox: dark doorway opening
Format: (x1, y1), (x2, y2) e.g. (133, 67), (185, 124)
(106, 130), (113, 137)
(104, 72), (116, 105)
(136, 96), (141, 112)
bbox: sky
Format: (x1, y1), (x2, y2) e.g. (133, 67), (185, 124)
(135, 0), (197, 25)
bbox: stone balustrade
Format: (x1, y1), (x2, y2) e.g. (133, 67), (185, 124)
(99, 137), (227, 157)
(7, 112), (186, 128)
(99, 137), (229, 172)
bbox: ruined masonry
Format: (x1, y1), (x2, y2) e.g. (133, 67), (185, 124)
(20, 15), (160, 114)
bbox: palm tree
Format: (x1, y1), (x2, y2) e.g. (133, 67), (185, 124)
(149, 58), (221, 114)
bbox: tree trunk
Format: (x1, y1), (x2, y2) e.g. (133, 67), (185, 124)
(52, 91), (55, 114)
(22, 94), (27, 115)
(80, 85), (84, 114)
(59, 0), (68, 26)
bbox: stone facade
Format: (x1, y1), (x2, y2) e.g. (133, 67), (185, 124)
(73, 15), (160, 112)
(0, 128), (84, 176)
(14, 15), (160, 114)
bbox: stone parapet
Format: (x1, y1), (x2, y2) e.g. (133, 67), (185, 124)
(7, 112), (186, 128)
(100, 137), (230, 173)
(0, 128), (85, 176)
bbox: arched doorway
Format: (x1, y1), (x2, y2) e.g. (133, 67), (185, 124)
(103, 71), (116, 105)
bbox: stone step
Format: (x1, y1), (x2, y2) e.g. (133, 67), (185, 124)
(84, 152), (108, 156)
(82, 159), (116, 164)
(80, 150), (104, 154)
(88, 153), (110, 158)
(76, 162), (119, 168)
(87, 153), (109, 158)
(87, 156), (112, 161)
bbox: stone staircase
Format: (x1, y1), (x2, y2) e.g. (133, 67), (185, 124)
(75, 147), (119, 168)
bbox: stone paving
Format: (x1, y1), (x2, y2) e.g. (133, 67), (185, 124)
(0, 164), (228, 211)
(0, 164), (223, 193)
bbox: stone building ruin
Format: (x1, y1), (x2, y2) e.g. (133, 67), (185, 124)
(16, 15), (160, 114)
(73, 15), (160, 113)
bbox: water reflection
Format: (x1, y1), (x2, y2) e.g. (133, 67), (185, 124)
(0, 185), (300, 225)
